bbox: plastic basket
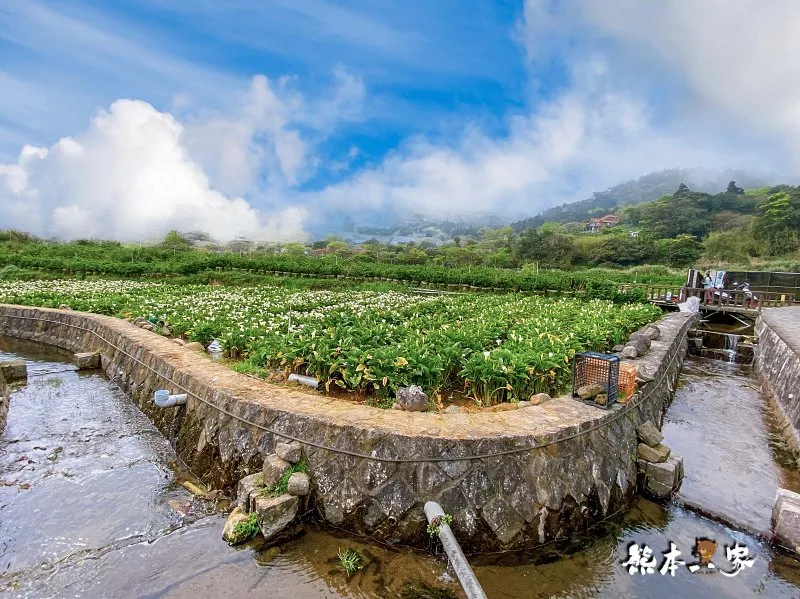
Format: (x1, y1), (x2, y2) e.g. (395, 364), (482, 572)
(618, 362), (637, 402)
(572, 351), (620, 409)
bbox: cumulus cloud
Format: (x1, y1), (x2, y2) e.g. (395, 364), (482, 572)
(2, 1), (797, 240)
(0, 99), (308, 242)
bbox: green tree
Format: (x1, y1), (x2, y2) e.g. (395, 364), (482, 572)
(159, 230), (192, 252)
(753, 191), (800, 255)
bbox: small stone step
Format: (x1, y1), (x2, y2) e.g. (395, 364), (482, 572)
(638, 454), (684, 499)
(287, 472), (310, 496)
(637, 442), (671, 463)
(74, 351), (101, 370)
(254, 493), (299, 542)
(237, 472), (264, 512)
(636, 421), (664, 448)
(773, 488), (800, 555)
(263, 454), (290, 487)
(0, 360), (26, 382)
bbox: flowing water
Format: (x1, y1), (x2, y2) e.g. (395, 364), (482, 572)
(1, 337), (800, 598)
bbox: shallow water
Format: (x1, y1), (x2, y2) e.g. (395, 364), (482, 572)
(1, 337), (800, 598)
(663, 357), (800, 534)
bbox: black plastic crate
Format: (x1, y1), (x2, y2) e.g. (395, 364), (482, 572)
(572, 351), (620, 409)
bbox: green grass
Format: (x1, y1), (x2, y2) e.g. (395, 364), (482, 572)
(337, 548), (363, 577)
(262, 462), (307, 497)
(232, 512), (260, 542)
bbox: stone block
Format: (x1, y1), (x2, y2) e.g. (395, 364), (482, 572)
(222, 507), (251, 545)
(263, 454), (290, 488)
(0, 360), (26, 382)
(530, 393), (552, 405)
(275, 441), (303, 464)
(237, 472), (264, 512)
(636, 420), (664, 447)
(629, 332), (652, 352)
(184, 342), (205, 352)
(74, 351), (101, 370)
(254, 493), (299, 542)
(395, 385), (429, 411)
(621, 346), (638, 359)
(577, 383), (605, 400)
(639, 455), (683, 500)
(637, 442), (671, 463)
(287, 472), (310, 496)
(644, 325), (661, 340)
(773, 488), (800, 555)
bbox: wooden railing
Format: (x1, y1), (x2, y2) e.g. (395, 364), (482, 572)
(644, 286), (795, 312)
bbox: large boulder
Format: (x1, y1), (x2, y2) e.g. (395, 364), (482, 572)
(222, 507), (252, 545)
(394, 385), (429, 411)
(254, 494), (299, 542)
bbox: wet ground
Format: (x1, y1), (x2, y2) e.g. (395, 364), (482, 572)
(1, 337), (800, 598)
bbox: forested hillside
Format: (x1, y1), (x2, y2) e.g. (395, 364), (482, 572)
(512, 168), (772, 231)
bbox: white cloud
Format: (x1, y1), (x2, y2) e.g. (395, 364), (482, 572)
(181, 69), (365, 197)
(310, 60), (755, 220)
(0, 100), (308, 242)
(2, 0), (796, 242)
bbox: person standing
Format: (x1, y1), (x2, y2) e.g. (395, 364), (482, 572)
(703, 270), (715, 304)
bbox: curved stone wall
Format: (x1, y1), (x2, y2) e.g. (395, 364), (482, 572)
(755, 307), (800, 458)
(0, 304), (694, 550)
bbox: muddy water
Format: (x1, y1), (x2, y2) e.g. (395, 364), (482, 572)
(2, 338), (800, 598)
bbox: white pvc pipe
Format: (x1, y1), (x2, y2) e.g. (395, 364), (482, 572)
(154, 389), (188, 408)
(424, 501), (487, 599)
(287, 374), (319, 388)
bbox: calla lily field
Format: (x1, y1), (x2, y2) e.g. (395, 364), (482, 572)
(0, 279), (660, 407)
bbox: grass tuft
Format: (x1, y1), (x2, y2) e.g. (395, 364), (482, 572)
(337, 548), (363, 577)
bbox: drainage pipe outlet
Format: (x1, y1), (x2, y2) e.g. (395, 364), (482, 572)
(424, 501), (487, 599)
(154, 389), (188, 408)
(287, 374), (319, 389)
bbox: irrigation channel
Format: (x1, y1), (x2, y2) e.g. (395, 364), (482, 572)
(1, 324), (800, 598)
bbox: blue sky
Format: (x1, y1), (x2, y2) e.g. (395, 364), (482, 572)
(0, 0), (797, 241)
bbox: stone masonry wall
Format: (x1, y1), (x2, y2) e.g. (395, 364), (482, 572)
(755, 307), (800, 458)
(0, 305), (695, 551)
